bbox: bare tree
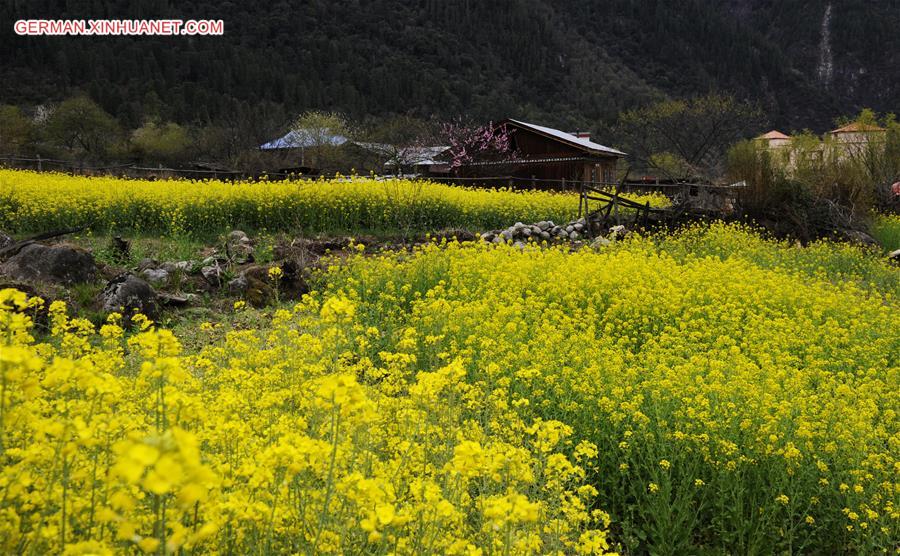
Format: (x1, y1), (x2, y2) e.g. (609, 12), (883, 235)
(615, 94), (765, 179)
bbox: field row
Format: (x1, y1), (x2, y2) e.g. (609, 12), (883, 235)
(1, 225), (897, 554)
(0, 170), (667, 237)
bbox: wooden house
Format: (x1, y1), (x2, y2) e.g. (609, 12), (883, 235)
(444, 119), (626, 190)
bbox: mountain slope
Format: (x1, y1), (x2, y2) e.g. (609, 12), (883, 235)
(0, 0), (896, 132)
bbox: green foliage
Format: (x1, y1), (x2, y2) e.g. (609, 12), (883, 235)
(130, 122), (192, 164)
(44, 96), (119, 159)
(870, 213), (900, 251)
(0, 105), (33, 154)
(289, 111), (351, 170)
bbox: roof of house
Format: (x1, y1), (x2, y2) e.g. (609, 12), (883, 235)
(260, 129), (349, 150)
(355, 143), (450, 166)
(504, 119), (627, 157)
(757, 130), (791, 140)
(829, 122), (886, 134)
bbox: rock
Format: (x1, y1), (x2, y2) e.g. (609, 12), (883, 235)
(565, 225), (575, 233)
(570, 231), (581, 240)
(0, 243), (97, 285)
(99, 274), (158, 320)
(136, 258), (158, 271)
(175, 260), (197, 273)
(0, 231), (13, 250)
(480, 232), (495, 242)
(492, 236), (503, 244)
(201, 255), (227, 267)
(573, 223), (584, 232)
(608, 225), (628, 239)
(512, 241), (525, 250)
(227, 273), (249, 294)
(140, 268), (169, 286)
(522, 228), (532, 238)
(226, 230), (255, 264)
(232, 263), (310, 307)
(201, 264), (225, 287)
(157, 292), (194, 307)
(537, 221), (550, 231)
(432, 229), (476, 242)
(591, 236), (612, 248)
(888, 249), (900, 263)
(540, 231), (551, 240)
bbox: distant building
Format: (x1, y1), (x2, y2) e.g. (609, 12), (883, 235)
(446, 119), (626, 190)
(353, 143), (450, 176)
(755, 130), (792, 150)
(259, 128), (350, 174)
(827, 122), (887, 156)
(756, 123), (888, 168)
(259, 129), (349, 151)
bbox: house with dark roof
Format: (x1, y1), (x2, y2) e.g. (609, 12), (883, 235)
(445, 119), (626, 190)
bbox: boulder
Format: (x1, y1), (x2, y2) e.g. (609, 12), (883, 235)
(431, 229), (476, 242)
(591, 236), (612, 248)
(173, 260), (196, 273)
(141, 268), (169, 287)
(888, 249), (900, 263)
(232, 263), (310, 308)
(157, 292), (195, 307)
(201, 264), (225, 287)
(99, 274), (158, 320)
(227, 273), (249, 294)
(226, 230), (254, 264)
(0, 243), (97, 285)
(136, 258), (158, 271)
(608, 225), (629, 240)
(0, 231), (13, 250)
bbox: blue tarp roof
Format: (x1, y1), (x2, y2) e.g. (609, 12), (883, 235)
(259, 129), (349, 150)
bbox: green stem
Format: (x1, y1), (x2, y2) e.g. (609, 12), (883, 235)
(309, 408), (341, 555)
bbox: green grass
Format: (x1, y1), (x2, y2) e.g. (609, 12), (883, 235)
(870, 213), (900, 252)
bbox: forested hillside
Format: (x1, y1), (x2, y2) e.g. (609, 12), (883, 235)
(1, 0), (897, 132)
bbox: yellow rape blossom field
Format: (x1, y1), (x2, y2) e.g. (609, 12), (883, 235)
(1, 219), (898, 552)
(0, 170), (666, 237)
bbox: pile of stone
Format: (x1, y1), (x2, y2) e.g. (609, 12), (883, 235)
(480, 218), (590, 246)
(479, 220), (635, 250)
